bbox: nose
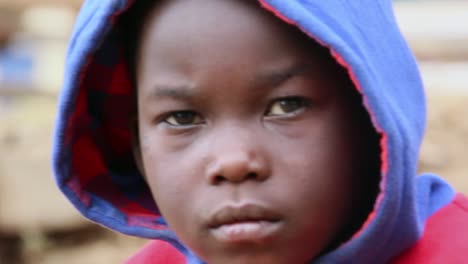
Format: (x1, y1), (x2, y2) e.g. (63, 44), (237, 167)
(205, 132), (270, 185)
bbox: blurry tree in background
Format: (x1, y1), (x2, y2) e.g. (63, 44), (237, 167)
(0, 2), (145, 264)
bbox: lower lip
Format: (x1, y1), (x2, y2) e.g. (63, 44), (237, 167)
(211, 221), (282, 243)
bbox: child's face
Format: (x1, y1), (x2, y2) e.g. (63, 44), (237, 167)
(135, 0), (371, 263)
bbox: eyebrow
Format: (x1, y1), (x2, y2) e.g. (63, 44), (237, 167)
(147, 62), (312, 101)
(149, 85), (195, 101)
(256, 62), (312, 87)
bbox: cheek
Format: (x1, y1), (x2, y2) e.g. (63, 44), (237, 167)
(141, 147), (204, 247)
(268, 108), (356, 210)
(139, 133), (217, 255)
(139, 131), (198, 218)
(272, 109), (355, 178)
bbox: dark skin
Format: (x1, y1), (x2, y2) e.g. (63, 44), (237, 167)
(130, 0), (379, 263)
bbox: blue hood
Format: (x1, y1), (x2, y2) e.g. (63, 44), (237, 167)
(53, 0), (455, 263)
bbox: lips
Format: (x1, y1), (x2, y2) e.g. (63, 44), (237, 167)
(207, 204), (283, 243)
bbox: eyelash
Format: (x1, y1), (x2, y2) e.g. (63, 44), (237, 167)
(160, 96), (312, 127)
(265, 96), (312, 117)
(162, 110), (204, 127)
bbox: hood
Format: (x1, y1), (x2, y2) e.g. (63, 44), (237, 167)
(53, 0), (455, 263)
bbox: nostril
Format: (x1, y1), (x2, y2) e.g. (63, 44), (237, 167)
(246, 172), (257, 180)
(214, 175), (225, 184)
(212, 172), (259, 185)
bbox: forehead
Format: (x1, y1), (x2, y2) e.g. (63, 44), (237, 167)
(137, 0), (332, 69)
(134, 0), (353, 107)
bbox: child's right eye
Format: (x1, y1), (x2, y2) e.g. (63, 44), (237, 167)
(163, 111), (204, 127)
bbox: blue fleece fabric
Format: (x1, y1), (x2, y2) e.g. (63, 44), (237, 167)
(53, 0), (455, 263)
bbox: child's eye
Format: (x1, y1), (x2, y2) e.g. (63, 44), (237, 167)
(163, 111), (204, 126)
(266, 97), (311, 117)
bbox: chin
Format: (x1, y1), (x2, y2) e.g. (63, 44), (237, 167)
(197, 245), (316, 264)
(204, 255), (290, 264)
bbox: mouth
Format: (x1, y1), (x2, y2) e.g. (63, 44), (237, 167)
(207, 204), (283, 244)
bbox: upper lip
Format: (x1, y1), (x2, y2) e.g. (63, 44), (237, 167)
(207, 203), (282, 228)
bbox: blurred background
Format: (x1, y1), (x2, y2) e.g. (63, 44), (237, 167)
(0, 0), (467, 263)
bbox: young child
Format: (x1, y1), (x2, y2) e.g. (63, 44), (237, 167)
(53, 0), (468, 263)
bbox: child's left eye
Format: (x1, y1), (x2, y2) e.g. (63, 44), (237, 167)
(266, 97), (311, 117)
